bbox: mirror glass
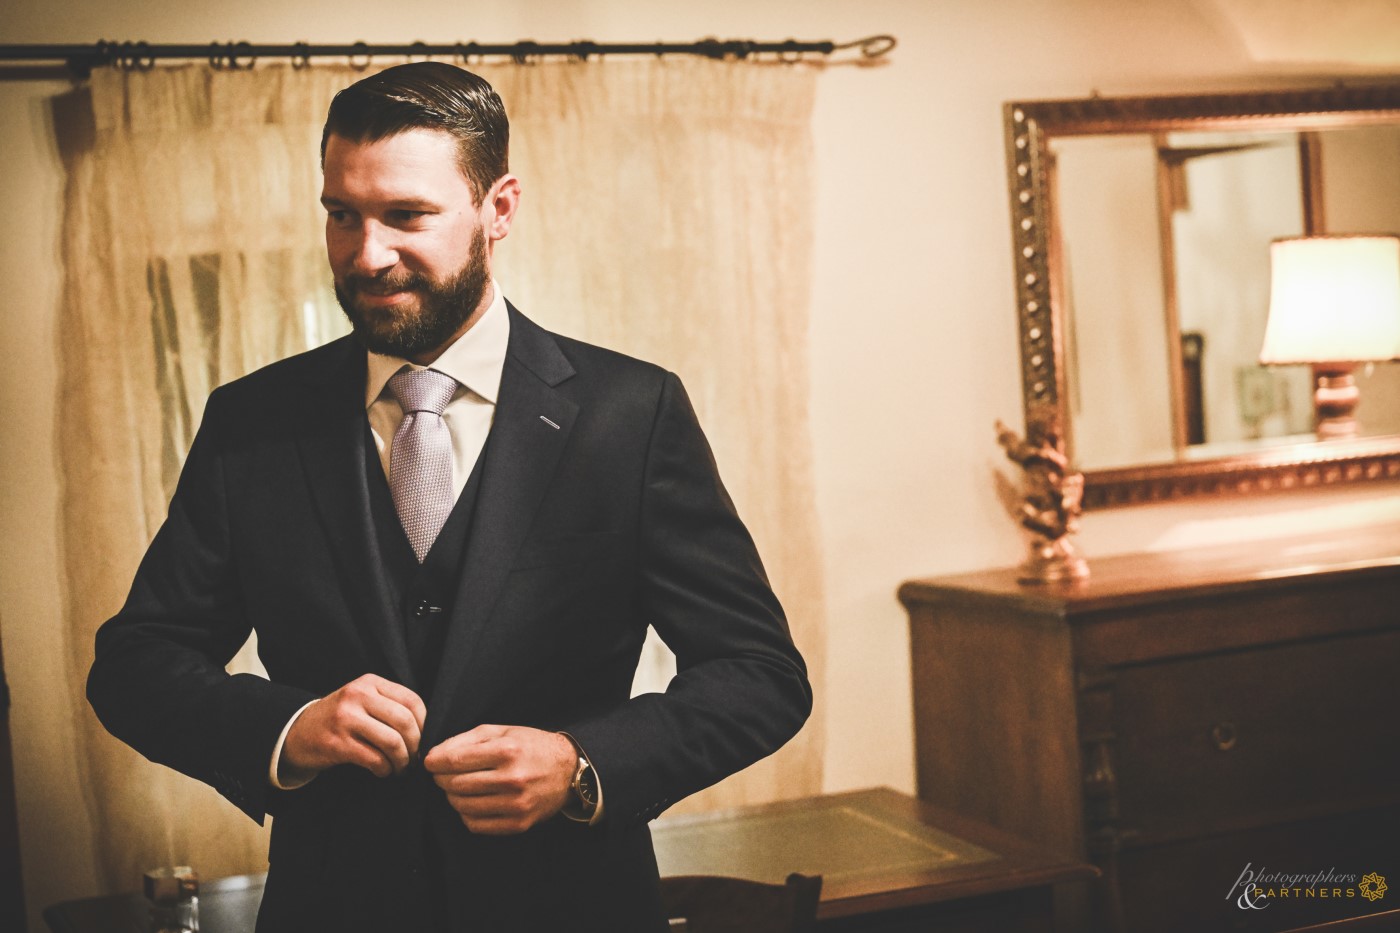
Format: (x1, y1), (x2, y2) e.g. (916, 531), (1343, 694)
(1005, 85), (1400, 506)
(1055, 123), (1400, 471)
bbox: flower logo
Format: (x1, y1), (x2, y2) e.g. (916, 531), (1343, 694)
(1359, 872), (1388, 903)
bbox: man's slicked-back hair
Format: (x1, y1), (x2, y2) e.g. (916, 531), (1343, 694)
(322, 62), (509, 204)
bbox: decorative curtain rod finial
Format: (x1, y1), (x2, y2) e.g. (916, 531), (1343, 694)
(837, 34), (897, 59)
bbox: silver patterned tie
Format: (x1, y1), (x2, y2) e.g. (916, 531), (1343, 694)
(386, 368), (459, 562)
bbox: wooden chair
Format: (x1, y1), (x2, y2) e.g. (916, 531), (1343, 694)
(661, 873), (822, 933)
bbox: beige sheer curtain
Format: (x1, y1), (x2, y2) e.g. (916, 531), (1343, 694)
(58, 65), (350, 892)
(58, 59), (825, 892)
(482, 61), (826, 816)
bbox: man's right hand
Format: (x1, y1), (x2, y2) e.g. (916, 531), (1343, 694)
(281, 674), (426, 779)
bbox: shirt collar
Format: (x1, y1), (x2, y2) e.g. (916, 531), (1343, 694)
(364, 280), (510, 409)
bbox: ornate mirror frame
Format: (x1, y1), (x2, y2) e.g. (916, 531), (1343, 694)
(1004, 82), (1400, 508)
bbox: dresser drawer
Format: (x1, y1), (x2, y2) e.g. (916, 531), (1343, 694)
(1106, 629), (1400, 845)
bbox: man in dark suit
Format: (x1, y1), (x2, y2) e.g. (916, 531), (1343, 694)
(87, 62), (811, 933)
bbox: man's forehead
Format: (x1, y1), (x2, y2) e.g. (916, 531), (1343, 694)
(325, 127), (459, 162)
(322, 128), (471, 194)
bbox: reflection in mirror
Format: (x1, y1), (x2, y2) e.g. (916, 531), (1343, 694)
(1050, 121), (1400, 474)
(1004, 84), (1400, 507)
(1169, 131), (1312, 454)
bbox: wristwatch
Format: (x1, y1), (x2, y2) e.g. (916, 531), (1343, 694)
(569, 754), (599, 815)
(559, 733), (600, 823)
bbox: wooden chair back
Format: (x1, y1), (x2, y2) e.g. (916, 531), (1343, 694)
(660, 873), (822, 933)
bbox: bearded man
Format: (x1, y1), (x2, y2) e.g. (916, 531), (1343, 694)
(88, 62), (810, 933)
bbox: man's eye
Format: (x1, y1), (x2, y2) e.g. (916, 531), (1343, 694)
(390, 210), (427, 224)
(326, 210), (354, 227)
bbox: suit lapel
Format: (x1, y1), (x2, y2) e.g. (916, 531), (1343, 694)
(292, 336), (416, 689)
(423, 306), (578, 744)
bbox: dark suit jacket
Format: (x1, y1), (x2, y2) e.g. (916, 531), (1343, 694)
(87, 304), (812, 932)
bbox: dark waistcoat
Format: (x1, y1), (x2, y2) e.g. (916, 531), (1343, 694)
(357, 425), (492, 931)
(364, 423), (489, 698)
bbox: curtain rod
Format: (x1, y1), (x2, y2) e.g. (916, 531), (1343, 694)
(0, 36), (896, 79)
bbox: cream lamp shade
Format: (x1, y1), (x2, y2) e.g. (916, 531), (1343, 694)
(1259, 235), (1400, 364)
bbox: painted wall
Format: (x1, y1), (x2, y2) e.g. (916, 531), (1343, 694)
(3, 1), (1399, 929)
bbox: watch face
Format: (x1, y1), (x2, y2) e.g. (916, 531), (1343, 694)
(572, 756), (598, 808)
(578, 766), (598, 806)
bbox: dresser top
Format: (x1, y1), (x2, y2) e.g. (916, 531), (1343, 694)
(899, 522), (1400, 614)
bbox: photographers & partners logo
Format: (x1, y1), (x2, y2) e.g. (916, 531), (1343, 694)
(1227, 863), (1388, 910)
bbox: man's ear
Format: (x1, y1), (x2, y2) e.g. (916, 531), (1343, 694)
(485, 174), (521, 242)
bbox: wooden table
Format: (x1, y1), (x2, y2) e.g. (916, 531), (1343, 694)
(46, 788), (1094, 933)
(652, 787), (1097, 932)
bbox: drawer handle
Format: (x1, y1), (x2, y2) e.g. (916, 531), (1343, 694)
(1211, 722), (1238, 751)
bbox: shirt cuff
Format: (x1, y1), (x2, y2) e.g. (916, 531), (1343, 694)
(268, 701), (319, 790)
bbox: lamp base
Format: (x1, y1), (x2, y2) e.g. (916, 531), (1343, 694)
(1313, 363), (1360, 439)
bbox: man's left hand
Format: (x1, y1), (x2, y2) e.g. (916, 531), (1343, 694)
(423, 725), (576, 834)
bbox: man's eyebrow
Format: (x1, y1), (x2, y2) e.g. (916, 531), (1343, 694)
(384, 198), (441, 211)
(318, 195), (441, 211)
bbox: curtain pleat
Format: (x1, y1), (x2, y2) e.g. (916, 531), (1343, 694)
(57, 59), (825, 891)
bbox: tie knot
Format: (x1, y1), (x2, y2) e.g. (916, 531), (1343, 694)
(388, 368), (459, 416)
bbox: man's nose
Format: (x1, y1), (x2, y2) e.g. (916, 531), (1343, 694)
(350, 221), (399, 274)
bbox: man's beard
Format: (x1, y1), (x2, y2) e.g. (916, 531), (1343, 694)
(335, 225), (490, 359)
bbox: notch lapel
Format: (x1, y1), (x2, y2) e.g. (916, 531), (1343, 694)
(423, 307), (578, 745)
(292, 337), (416, 689)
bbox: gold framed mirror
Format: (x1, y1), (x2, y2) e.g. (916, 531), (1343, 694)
(1004, 82), (1400, 508)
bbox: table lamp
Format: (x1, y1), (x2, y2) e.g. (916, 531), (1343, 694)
(1259, 235), (1400, 439)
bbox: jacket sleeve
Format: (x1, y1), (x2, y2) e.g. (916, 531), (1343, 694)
(561, 371), (812, 826)
(86, 388), (317, 823)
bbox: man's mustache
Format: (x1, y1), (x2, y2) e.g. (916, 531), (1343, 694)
(343, 272), (427, 296)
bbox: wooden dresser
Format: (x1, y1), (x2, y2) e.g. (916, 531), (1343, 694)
(900, 527), (1400, 933)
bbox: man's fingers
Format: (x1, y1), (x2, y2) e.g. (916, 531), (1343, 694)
(348, 714), (414, 775)
(284, 675), (426, 778)
(432, 768), (521, 796)
(423, 726), (509, 774)
(426, 727), (576, 836)
(358, 691), (423, 759)
(342, 735), (397, 779)
(371, 678), (427, 734)
(338, 675), (423, 765)
(323, 692), (416, 772)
